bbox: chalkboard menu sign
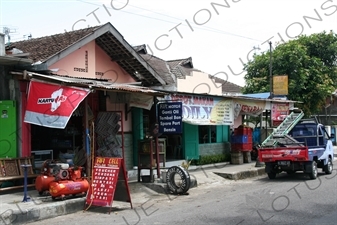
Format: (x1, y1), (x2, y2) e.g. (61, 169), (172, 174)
(85, 157), (132, 211)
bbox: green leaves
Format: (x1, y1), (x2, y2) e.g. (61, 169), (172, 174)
(243, 31), (337, 116)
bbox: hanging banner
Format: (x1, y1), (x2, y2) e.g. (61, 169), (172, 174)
(233, 99), (266, 119)
(164, 94), (234, 125)
(272, 103), (289, 127)
(24, 80), (90, 129)
(157, 102), (182, 133)
(129, 93), (153, 110)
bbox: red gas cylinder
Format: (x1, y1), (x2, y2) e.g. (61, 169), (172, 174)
(35, 175), (55, 195)
(49, 179), (89, 200)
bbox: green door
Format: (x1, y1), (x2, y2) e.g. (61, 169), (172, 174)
(0, 100), (17, 158)
(132, 108), (143, 166)
(183, 122), (199, 160)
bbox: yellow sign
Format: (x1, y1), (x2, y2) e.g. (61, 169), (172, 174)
(273, 75), (288, 95)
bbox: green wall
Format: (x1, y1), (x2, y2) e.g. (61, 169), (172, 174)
(182, 123), (230, 160)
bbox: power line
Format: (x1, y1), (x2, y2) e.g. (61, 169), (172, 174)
(77, 0), (262, 42)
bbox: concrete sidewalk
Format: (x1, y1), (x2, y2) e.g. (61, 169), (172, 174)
(0, 180), (162, 225)
(0, 160), (265, 225)
(1, 147), (337, 225)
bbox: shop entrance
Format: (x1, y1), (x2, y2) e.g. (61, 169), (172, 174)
(143, 107), (184, 162)
(162, 134), (182, 161)
(31, 114), (84, 170)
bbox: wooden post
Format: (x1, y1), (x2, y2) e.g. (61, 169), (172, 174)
(155, 136), (160, 179)
(84, 98), (91, 180)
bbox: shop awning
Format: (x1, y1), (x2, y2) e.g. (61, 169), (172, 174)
(160, 92), (300, 126)
(12, 71), (166, 96)
(13, 71), (166, 129)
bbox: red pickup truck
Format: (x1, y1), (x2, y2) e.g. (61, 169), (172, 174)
(258, 119), (334, 179)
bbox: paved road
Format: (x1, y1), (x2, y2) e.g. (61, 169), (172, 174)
(23, 170), (337, 225)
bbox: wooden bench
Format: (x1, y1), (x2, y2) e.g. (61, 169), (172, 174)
(0, 157), (38, 191)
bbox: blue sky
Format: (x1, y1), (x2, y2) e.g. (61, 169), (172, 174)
(1, 0), (336, 86)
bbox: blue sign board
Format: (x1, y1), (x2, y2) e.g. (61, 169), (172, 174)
(157, 102), (182, 133)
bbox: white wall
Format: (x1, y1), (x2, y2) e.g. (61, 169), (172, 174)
(177, 71), (223, 96)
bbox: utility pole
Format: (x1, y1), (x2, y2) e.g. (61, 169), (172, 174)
(269, 41), (273, 99)
(269, 41), (273, 129)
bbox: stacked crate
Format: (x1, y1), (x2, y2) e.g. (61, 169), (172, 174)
(231, 126), (253, 164)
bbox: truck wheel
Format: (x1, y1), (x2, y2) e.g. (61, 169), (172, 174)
(309, 161), (318, 179)
(166, 166), (191, 195)
(324, 158), (333, 174)
(267, 172), (276, 179)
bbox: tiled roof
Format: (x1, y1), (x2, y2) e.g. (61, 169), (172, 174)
(8, 27), (240, 90)
(133, 45), (199, 85)
(8, 26), (99, 63)
(222, 81), (243, 93)
(167, 58), (199, 79)
(139, 53), (175, 84)
(8, 23), (166, 86)
(211, 76), (243, 93)
(132, 44), (147, 54)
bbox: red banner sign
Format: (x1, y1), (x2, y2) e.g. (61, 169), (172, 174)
(24, 80), (90, 128)
(272, 103), (289, 127)
(233, 99), (266, 118)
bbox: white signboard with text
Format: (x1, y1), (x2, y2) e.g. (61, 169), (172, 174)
(164, 94), (234, 125)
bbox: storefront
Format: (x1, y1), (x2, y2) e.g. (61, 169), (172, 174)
(158, 93), (233, 161)
(13, 71), (165, 174)
(150, 92), (297, 162)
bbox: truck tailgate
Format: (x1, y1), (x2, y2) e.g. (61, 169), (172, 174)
(258, 146), (309, 162)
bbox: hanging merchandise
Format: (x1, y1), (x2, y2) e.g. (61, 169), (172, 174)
(95, 112), (122, 157)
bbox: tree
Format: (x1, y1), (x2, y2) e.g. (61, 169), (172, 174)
(243, 31), (337, 116)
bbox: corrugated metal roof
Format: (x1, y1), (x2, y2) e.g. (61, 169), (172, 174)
(0, 56), (33, 65)
(229, 94), (298, 103)
(239, 92), (271, 98)
(159, 90), (299, 103)
(51, 74), (110, 82)
(18, 71), (166, 96)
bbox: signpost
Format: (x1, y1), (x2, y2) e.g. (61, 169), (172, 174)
(273, 75), (288, 95)
(157, 102), (182, 133)
(85, 157), (132, 213)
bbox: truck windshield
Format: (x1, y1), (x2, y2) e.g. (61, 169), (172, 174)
(289, 124), (318, 146)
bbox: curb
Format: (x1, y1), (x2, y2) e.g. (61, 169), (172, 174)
(188, 162), (230, 171)
(214, 167), (266, 180)
(9, 197), (85, 225)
